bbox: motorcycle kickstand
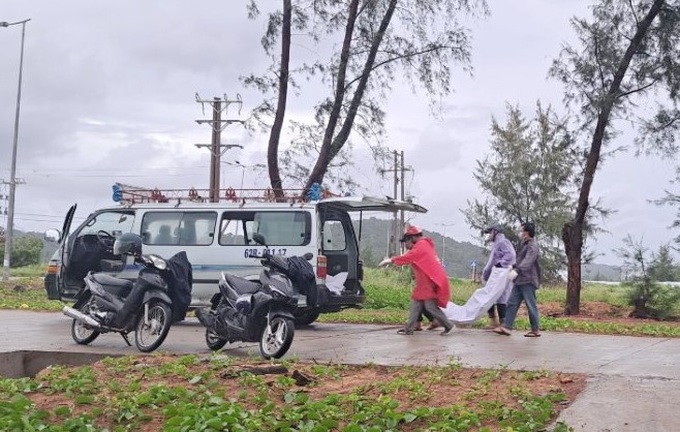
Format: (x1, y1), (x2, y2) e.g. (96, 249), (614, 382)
(120, 332), (132, 346)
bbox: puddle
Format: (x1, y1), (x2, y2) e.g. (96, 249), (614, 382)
(0, 351), (122, 378)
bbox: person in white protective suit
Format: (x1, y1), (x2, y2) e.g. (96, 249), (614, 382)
(481, 223), (516, 328)
(435, 224), (518, 326)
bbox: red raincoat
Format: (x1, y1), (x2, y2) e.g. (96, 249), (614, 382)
(391, 237), (451, 307)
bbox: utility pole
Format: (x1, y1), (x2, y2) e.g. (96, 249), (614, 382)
(380, 150), (413, 256)
(1, 18), (30, 281)
(195, 93), (244, 202)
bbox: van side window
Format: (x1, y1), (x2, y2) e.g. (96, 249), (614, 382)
(141, 211), (217, 246)
(219, 211), (311, 246)
(322, 220), (346, 251)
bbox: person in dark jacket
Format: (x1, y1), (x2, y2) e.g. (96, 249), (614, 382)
(494, 221), (542, 337)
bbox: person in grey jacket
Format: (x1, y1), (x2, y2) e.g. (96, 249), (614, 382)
(481, 223), (516, 328)
(494, 221), (542, 337)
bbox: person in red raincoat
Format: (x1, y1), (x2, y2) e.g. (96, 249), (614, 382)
(379, 226), (454, 335)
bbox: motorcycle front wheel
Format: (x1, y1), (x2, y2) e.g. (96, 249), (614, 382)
(205, 328), (228, 351)
(71, 298), (101, 345)
(260, 316), (295, 359)
(134, 300), (172, 353)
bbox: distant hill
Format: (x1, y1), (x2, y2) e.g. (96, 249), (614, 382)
(2, 221), (624, 281)
(352, 218), (625, 281)
(352, 217), (487, 278)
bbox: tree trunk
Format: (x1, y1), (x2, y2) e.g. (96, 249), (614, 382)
(562, 222), (582, 315)
(562, 0), (663, 315)
(304, 0), (397, 194)
(302, 0), (359, 195)
(267, 0), (291, 200)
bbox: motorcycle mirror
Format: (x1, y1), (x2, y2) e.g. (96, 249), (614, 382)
(253, 233), (267, 246)
(303, 252), (314, 261)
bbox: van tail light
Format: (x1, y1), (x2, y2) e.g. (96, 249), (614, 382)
(316, 255), (327, 279)
(46, 262), (59, 275)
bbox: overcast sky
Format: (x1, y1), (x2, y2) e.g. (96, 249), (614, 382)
(1, 0), (678, 265)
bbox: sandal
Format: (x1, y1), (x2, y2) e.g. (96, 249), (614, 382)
(397, 328), (414, 335)
(493, 327), (512, 336)
(524, 331), (541, 338)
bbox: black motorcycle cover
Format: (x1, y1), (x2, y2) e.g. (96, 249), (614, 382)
(286, 256), (316, 307)
(166, 251), (193, 322)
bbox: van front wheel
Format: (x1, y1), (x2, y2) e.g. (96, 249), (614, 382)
(294, 309), (320, 326)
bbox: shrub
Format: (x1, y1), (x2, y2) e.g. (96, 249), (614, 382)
(625, 278), (680, 320)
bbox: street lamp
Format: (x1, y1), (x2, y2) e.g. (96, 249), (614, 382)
(222, 161), (266, 190)
(1, 18), (31, 281)
(436, 223), (455, 267)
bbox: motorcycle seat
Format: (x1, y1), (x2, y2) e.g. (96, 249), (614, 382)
(92, 273), (134, 297)
(224, 273), (261, 294)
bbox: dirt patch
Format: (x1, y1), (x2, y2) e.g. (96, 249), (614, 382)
(540, 301), (680, 327)
(28, 356), (587, 431)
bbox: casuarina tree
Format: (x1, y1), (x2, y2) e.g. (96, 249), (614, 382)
(243, 0), (488, 196)
(463, 102), (609, 282)
(550, 0), (680, 314)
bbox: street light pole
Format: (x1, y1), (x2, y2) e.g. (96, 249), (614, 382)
(436, 223), (455, 269)
(222, 161), (267, 190)
(1, 18), (31, 281)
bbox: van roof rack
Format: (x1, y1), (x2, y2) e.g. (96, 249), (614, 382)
(112, 182), (339, 205)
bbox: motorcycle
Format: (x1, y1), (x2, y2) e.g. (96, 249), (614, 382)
(62, 233), (192, 353)
(196, 233), (313, 359)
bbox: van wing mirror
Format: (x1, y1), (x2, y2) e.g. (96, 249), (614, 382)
(45, 229), (61, 243)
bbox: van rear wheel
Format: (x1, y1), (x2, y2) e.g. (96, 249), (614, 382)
(294, 309), (320, 326)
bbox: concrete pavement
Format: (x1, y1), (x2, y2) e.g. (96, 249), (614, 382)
(1, 310), (678, 431)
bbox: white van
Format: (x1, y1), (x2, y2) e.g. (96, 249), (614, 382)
(44, 192), (426, 325)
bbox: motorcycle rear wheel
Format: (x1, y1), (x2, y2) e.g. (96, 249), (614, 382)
(205, 327), (228, 350)
(134, 300), (172, 353)
(260, 316), (295, 359)
(71, 299), (101, 345)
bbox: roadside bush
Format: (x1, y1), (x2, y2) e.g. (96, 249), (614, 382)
(9, 236), (44, 268)
(625, 278), (680, 321)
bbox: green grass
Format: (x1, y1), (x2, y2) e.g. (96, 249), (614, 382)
(3, 265), (679, 337)
(8, 263), (49, 277)
(349, 268), (680, 337)
(0, 277), (63, 311)
(0, 355), (577, 431)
